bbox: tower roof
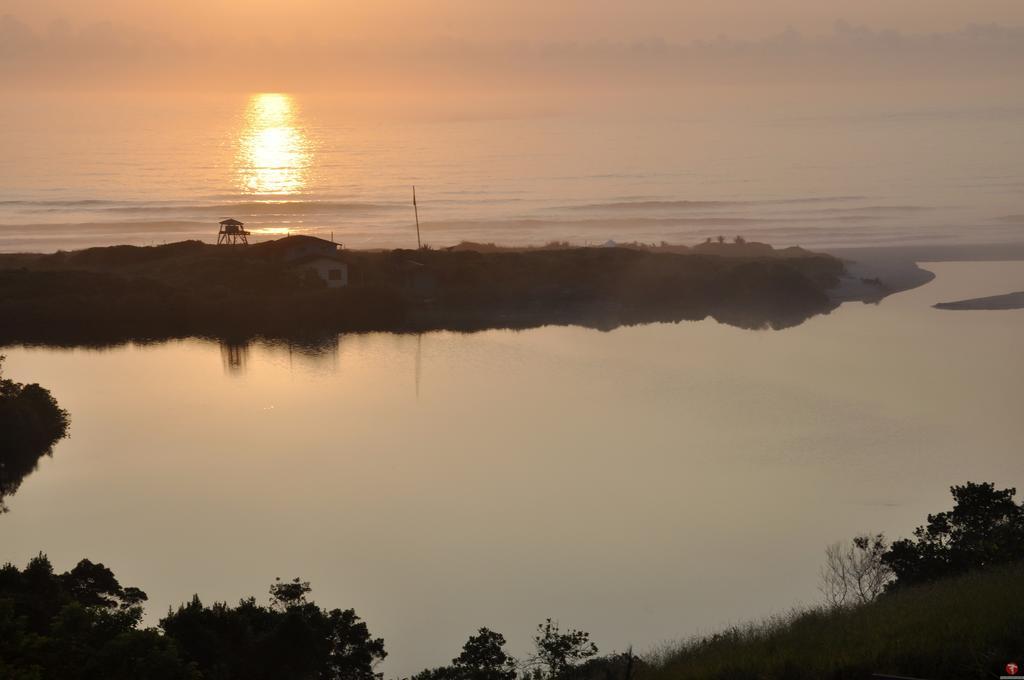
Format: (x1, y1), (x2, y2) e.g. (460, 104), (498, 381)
(219, 218), (244, 226)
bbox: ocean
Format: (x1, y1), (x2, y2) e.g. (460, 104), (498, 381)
(1, 92), (1022, 253)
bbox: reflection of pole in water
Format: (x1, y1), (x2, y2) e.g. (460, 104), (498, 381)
(415, 333), (422, 399)
(220, 336), (342, 375)
(220, 341), (250, 374)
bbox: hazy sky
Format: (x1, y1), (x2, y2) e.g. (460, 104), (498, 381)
(5, 0), (1024, 41)
(2, 1), (1023, 93)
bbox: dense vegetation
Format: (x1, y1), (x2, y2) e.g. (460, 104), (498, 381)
(0, 238), (846, 345)
(0, 357), (70, 512)
(0, 555), (191, 680)
(0, 560), (386, 680)
(160, 577), (386, 680)
(2, 483), (1020, 679)
(645, 561), (1024, 680)
(0, 559), (625, 680)
(883, 481), (1024, 587)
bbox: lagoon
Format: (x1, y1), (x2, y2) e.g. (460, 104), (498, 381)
(1, 260), (1022, 676)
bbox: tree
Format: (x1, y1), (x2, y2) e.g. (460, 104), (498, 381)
(161, 577), (386, 680)
(0, 557), (388, 680)
(819, 534), (893, 607)
(454, 628), (517, 680)
(716, 235), (725, 244)
(270, 576), (311, 611)
(413, 627), (517, 680)
(64, 559), (149, 610)
(527, 619), (598, 679)
(0, 554), (194, 680)
(0, 356), (71, 512)
(882, 482), (1024, 587)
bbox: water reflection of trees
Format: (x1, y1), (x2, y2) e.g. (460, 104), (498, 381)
(219, 336), (342, 375)
(220, 342), (250, 374)
(0, 357), (70, 512)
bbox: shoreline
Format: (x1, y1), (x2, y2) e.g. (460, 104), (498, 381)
(822, 241), (1024, 305)
(1, 239), (1021, 348)
(0, 238), (846, 344)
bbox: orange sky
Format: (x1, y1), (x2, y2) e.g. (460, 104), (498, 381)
(5, 0), (1024, 42)
(2, 1), (1023, 95)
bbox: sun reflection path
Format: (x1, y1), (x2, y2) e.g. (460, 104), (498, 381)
(236, 93), (311, 195)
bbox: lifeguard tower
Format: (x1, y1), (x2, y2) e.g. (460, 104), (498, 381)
(217, 218), (250, 245)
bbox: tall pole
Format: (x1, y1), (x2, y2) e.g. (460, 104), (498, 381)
(413, 185), (422, 250)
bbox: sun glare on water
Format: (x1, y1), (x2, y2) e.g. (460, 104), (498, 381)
(236, 93), (311, 195)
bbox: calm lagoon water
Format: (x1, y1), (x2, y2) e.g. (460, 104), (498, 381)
(1, 260), (1023, 675)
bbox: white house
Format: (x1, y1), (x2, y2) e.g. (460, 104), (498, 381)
(290, 254), (349, 288)
(264, 235), (348, 288)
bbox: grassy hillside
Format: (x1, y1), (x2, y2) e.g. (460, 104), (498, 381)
(643, 562), (1024, 680)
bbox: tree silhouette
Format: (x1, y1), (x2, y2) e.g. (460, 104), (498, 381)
(819, 534), (893, 607)
(162, 579), (386, 680)
(454, 628), (517, 680)
(527, 619), (598, 679)
(0, 554), (192, 679)
(413, 627), (517, 680)
(270, 576), (311, 611)
(883, 482), (1024, 587)
(0, 356), (70, 512)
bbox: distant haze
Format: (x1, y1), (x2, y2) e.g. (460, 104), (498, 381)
(5, 0), (1024, 42)
(2, 0), (1023, 98)
(2, 1), (1023, 252)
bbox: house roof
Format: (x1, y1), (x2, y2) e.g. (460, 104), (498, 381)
(252, 235), (343, 261)
(284, 235), (338, 247)
(261, 235), (340, 250)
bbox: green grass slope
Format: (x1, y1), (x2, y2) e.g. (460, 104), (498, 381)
(644, 562), (1024, 680)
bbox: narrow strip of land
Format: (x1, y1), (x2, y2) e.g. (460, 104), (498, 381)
(934, 291), (1024, 310)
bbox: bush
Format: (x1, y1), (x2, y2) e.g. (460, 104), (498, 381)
(883, 482), (1024, 588)
(0, 357), (70, 511)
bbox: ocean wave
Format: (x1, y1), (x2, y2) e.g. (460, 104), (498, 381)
(0, 199), (125, 207)
(0, 199), (402, 216)
(562, 196), (869, 211)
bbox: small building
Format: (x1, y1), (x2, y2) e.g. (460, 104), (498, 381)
(255, 234), (349, 288)
(290, 255), (349, 288)
(217, 218), (250, 245)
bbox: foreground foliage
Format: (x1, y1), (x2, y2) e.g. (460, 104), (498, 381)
(161, 577), (386, 680)
(0, 559), (385, 680)
(654, 482), (1024, 680)
(0, 554), (191, 680)
(646, 560), (1024, 680)
(0, 357), (70, 512)
(883, 482), (1024, 588)
(412, 620), (613, 680)
(411, 628), (519, 680)
(3, 482), (1019, 679)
